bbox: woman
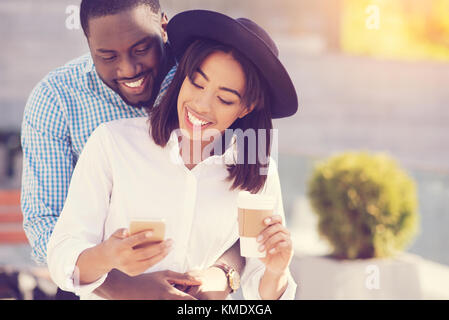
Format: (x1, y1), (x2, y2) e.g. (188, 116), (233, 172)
(47, 10), (299, 300)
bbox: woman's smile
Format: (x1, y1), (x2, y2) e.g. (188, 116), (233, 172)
(184, 105), (215, 130)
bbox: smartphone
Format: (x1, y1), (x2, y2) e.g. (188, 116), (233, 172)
(129, 219), (166, 248)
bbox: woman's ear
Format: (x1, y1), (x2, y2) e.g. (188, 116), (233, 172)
(238, 104), (256, 119)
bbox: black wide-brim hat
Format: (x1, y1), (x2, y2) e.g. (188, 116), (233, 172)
(167, 10), (299, 119)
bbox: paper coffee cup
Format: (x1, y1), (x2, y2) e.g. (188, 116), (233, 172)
(237, 191), (275, 258)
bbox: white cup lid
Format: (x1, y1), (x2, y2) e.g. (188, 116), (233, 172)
(237, 191), (275, 210)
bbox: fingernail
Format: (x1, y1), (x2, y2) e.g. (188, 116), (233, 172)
(269, 248), (276, 255)
(257, 235), (263, 242)
(264, 218), (271, 225)
(258, 245), (265, 252)
(165, 239), (173, 247)
(145, 231), (153, 238)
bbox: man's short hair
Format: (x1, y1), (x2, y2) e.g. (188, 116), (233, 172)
(80, 0), (161, 37)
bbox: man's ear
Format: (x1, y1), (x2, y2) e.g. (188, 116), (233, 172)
(160, 12), (169, 44)
(238, 104), (256, 119)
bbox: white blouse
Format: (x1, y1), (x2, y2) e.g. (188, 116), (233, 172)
(47, 117), (297, 300)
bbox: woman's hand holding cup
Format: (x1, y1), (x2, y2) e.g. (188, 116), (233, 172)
(257, 215), (293, 275)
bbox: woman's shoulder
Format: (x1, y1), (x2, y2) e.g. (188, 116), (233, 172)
(90, 117), (152, 148)
(101, 117), (149, 131)
(266, 156), (279, 176)
(258, 157), (281, 195)
(97, 117), (149, 137)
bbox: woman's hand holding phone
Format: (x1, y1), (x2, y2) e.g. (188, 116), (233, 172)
(101, 228), (173, 277)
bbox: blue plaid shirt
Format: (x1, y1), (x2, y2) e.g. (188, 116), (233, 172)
(21, 53), (176, 265)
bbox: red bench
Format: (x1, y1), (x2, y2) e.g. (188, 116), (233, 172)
(0, 190), (28, 244)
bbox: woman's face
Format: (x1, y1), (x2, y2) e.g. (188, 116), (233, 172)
(177, 51), (253, 141)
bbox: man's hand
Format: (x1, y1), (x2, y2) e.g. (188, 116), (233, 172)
(178, 241), (246, 300)
(94, 269), (203, 300)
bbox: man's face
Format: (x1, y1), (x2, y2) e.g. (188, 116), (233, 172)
(87, 5), (168, 107)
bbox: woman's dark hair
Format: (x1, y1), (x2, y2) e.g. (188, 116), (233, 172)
(150, 38), (273, 193)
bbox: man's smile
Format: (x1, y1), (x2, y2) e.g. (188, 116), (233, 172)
(117, 71), (152, 96)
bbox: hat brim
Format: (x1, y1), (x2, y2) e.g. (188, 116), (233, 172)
(167, 10), (299, 119)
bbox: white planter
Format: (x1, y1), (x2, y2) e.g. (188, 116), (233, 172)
(290, 252), (449, 300)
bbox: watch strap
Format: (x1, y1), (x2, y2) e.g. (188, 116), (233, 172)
(212, 262), (239, 293)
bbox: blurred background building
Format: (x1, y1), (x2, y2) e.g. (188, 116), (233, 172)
(1, 0), (449, 299)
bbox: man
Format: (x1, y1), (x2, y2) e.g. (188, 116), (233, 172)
(21, 0), (244, 300)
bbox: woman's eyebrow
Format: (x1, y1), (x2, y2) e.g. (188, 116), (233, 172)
(197, 68), (241, 99)
(219, 87), (242, 99)
(197, 68), (209, 81)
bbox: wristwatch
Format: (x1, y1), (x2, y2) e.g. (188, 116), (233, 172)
(212, 262), (241, 293)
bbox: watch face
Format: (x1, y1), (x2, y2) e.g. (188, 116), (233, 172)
(229, 269), (241, 291)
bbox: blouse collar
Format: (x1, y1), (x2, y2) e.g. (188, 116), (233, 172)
(166, 130), (238, 167)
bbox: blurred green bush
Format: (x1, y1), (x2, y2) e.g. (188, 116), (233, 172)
(307, 152), (419, 260)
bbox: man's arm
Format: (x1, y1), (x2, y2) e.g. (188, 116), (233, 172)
(94, 241), (245, 300)
(21, 81), (73, 265)
(94, 269), (202, 300)
(214, 240), (245, 295)
(215, 240), (245, 276)
(184, 240), (246, 300)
